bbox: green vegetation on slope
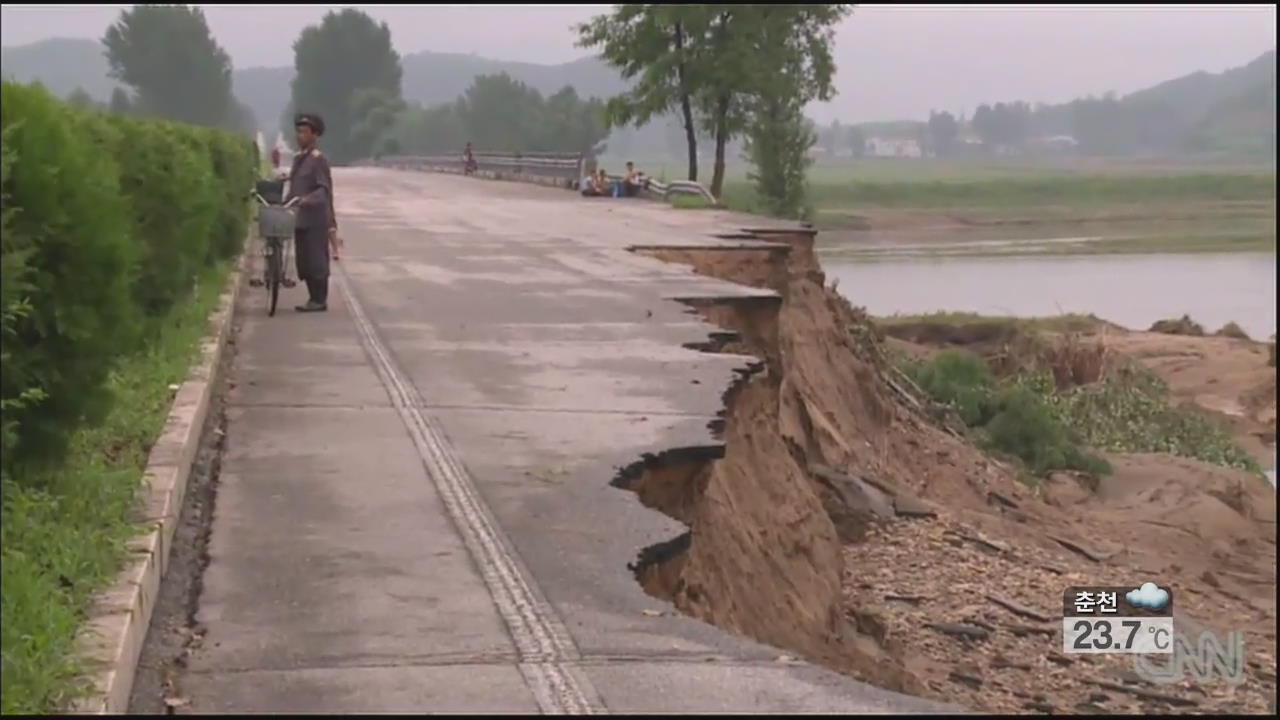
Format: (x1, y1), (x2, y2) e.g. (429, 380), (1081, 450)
(893, 333), (1260, 482)
(901, 350), (1111, 480)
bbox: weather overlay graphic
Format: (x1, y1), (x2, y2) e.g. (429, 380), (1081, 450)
(1061, 583), (1175, 654)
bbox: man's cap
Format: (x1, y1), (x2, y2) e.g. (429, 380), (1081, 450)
(294, 113), (326, 136)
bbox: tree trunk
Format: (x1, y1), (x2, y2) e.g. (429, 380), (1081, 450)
(680, 95), (698, 182)
(673, 23), (698, 182)
(710, 93), (729, 198)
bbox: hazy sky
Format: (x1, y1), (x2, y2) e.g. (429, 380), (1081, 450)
(2, 4), (1275, 122)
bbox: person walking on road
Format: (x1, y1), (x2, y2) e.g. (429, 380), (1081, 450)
(286, 113), (338, 313)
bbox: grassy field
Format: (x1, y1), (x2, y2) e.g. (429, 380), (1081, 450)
(632, 153), (1276, 255)
(0, 260), (231, 714)
(601, 152), (1277, 184)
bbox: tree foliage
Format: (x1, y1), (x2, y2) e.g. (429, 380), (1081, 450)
(109, 87), (133, 116)
(102, 5), (239, 131)
(580, 3), (848, 204)
(288, 9), (403, 164)
(1, 81), (255, 473)
(736, 4), (849, 215)
(66, 87), (96, 110)
(383, 74), (608, 156)
(744, 96), (815, 219)
(577, 5), (704, 181)
(845, 125), (867, 157)
(971, 101), (1032, 150)
(926, 110), (959, 157)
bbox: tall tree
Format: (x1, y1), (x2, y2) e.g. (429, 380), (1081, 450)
(456, 73), (545, 152)
(971, 104), (997, 148)
(109, 87), (133, 116)
(289, 9), (402, 164)
(103, 5), (236, 129)
(744, 97), (815, 219)
(541, 86), (609, 155)
(381, 78), (609, 157)
(348, 87), (405, 159)
(927, 110), (959, 157)
(737, 4), (850, 215)
(688, 6), (746, 197)
(824, 119), (843, 155)
(577, 5), (705, 182)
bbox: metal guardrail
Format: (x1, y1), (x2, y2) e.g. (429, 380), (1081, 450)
(363, 150), (719, 204)
(643, 179), (718, 204)
(372, 151), (585, 181)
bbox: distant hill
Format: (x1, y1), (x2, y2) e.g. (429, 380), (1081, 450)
(1184, 51), (1275, 154)
(0, 38), (122, 99)
(1, 37), (626, 138)
(401, 51), (625, 106)
(858, 49), (1276, 157)
(5, 37), (1271, 156)
(1124, 50), (1274, 121)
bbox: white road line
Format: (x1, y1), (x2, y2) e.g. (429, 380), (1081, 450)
(336, 268), (604, 715)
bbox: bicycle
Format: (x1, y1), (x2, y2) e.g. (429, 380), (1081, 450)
(250, 179), (300, 317)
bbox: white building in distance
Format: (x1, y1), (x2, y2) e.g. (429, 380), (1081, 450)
(866, 137), (923, 158)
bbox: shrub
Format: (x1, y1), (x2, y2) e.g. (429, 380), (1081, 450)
(981, 386), (1111, 478)
(1149, 314), (1205, 336)
(1, 83), (139, 469)
(1215, 321), (1251, 340)
(0, 81), (253, 476)
(199, 130), (256, 262)
(1039, 366), (1260, 472)
(103, 115), (219, 318)
(904, 350), (995, 426)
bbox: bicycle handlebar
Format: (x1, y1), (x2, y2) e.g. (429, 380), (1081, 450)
(250, 191), (301, 209)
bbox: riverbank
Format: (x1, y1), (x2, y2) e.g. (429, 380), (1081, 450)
(652, 155), (1277, 257)
(822, 252), (1276, 342)
(636, 230), (1276, 715)
(876, 311), (1275, 474)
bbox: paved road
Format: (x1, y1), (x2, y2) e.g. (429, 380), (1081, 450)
(175, 170), (958, 713)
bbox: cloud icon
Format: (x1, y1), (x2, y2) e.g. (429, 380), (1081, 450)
(1126, 582), (1170, 610)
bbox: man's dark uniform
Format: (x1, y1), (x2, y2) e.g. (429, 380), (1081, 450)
(286, 114), (336, 309)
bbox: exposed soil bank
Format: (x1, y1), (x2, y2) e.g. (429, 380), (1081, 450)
(626, 230), (1277, 714)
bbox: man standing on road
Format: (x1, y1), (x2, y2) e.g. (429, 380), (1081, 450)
(286, 113), (337, 313)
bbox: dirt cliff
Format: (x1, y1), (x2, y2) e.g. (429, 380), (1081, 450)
(622, 228), (1277, 714)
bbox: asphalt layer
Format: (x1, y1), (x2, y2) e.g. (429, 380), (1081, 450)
(129, 170), (962, 714)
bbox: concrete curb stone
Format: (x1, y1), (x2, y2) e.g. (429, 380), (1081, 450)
(68, 251), (246, 714)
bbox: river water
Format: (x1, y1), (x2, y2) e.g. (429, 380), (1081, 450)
(822, 251), (1277, 340)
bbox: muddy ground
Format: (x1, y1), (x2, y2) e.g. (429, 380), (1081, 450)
(127, 314), (238, 714)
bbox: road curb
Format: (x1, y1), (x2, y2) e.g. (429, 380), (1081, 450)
(68, 251), (246, 715)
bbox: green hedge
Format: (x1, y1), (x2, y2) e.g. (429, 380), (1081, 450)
(0, 82), (256, 476)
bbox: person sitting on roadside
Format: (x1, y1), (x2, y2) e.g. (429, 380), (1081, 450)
(622, 161), (647, 197)
(595, 168), (615, 197)
(580, 168), (602, 196)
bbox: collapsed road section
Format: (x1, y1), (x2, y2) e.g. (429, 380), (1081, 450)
(127, 167), (961, 714)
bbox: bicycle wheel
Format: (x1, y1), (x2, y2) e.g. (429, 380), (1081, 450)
(266, 241), (282, 317)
